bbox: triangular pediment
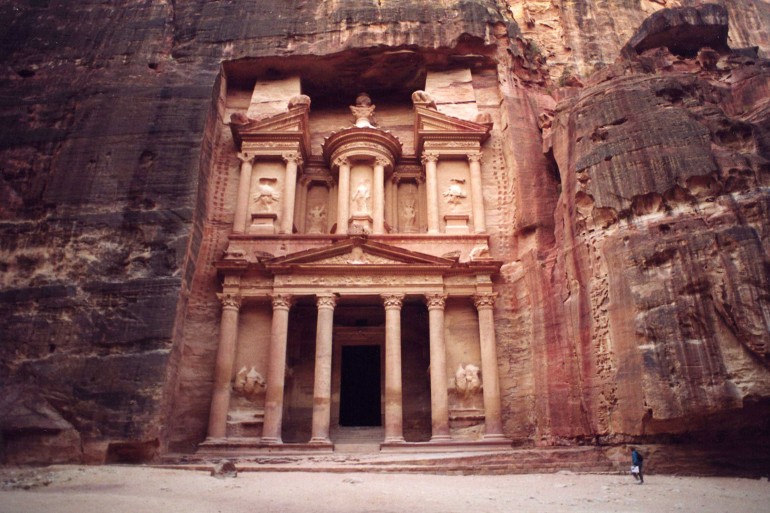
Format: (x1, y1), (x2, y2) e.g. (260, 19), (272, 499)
(231, 105), (310, 155)
(414, 105), (491, 153)
(264, 237), (456, 271)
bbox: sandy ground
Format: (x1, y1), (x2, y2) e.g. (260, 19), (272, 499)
(1, 465), (769, 513)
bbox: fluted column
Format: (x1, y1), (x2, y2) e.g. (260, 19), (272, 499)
(473, 293), (505, 439)
(468, 152), (487, 234)
(261, 294), (294, 444)
(382, 293), (405, 443)
(373, 157), (387, 234)
(207, 293), (241, 439)
(233, 153), (254, 233)
(310, 293), (337, 444)
(336, 157), (350, 235)
(425, 293), (451, 441)
(422, 152), (440, 234)
(280, 152), (301, 234)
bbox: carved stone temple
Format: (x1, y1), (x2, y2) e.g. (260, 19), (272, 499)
(198, 78), (511, 454)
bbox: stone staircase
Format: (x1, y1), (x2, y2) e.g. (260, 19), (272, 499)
(330, 426), (385, 453)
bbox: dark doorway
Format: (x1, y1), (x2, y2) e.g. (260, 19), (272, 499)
(339, 345), (382, 426)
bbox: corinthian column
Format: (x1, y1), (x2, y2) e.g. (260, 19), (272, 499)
(280, 152), (302, 234)
(261, 294), (294, 444)
(207, 293), (241, 439)
(468, 152), (487, 234)
(422, 152), (440, 234)
(335, 157), (350, 235)
(373, 157), (387, 234)
(425, 293), (450, 441)
(234, 153), (254, 233)
(473, 293), (505, 440)
(310, 293), (337, 444)
(382, 293), (405, 443)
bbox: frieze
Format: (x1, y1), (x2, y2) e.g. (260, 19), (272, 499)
(273, 274), (443, 287)
(315, 250), (401, 265)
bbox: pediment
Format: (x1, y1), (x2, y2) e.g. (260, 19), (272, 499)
(414, 105), (491, 153)
(264, 237), (456, 271)
(231, 105), (311, 155)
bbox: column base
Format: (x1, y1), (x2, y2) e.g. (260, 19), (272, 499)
(429, 434), (452, 443)
(482, 433), (509, 441)
(383, 436), (405, 444)
(260, 436), (283, 445)
(308, 437), (332, 445)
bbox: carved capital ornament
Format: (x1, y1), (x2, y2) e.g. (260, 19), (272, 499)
(381, 293), (405, 310)
(270, 293), (294, 310)
(424, 293), (447, 310)
(316, 293), (338, 310)
(472, 292), (497, 310)
(421, 152), (439, 165)
(219, 293), (242, 310)
(467, 152), (483, 164)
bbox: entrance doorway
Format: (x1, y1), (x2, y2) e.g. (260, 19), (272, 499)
(339, 345), (382, 426)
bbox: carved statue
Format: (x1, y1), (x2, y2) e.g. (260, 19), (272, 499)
(400, 197), (417, 232)
(443, 178), (467, 211)
(287, 94), (311, 110)
(253, 177), (280, 213)
(233, 366), (266, 400)
(455, 364), (482, 397)
(306, 204), (326, 234)
(352, 179), (371, 214)
(350, 93), (377, 127)
(469, 243), (491, 260)
(472, 111), (493, 126)
(411, 90), (437, 109)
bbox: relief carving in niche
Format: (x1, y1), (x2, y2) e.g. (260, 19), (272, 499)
(306, 204), (327, 234)
(454, 364), (482, 397)
(398, 182), (419, 233)
(352, 179), (371, 215)
(443, 178), (468, 211)
(252, 177), (280, 213)
(233, 366), (266, 400)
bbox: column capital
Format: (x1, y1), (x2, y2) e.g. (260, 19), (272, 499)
(374, 156), (390, 168)
(282, 152), (303, 167)
(218, 293), (242, 311)
(424, 293), (447, 310)
(381, 293), (405, 310)
(316, 293), (338, 310)
(334, 156), (350, 169)
(421, 152), (439, 165)
(467, 152), (483, 164)
(472, 292), (497, 310)
(270, 293), (294, 310)
(237, 152), (254, 164)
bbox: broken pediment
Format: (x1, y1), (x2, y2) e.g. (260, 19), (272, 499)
(230, 99), (311, 157)
(413, 105), (491, 154)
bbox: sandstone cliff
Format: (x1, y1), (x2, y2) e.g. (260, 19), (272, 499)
(1, 0), (768, 471)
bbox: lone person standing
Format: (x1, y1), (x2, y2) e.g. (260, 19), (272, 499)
(631, 447), (644, 484)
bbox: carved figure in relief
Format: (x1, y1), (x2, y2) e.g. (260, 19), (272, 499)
(400, 197), (417, 232)
(443, 178), (468, 211)
(346, 246), (370, 265)
(455, 364), (482, 397)
(469, 243), (491, 260)
(253, 177), (280, 213)
(352, 179), (371, 214)
(306, 204), (326, 234)
(233, 366), (266, 400)
(287, 94), (311, 110)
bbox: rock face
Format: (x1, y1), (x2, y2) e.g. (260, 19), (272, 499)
(1, 1), (769, 469)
